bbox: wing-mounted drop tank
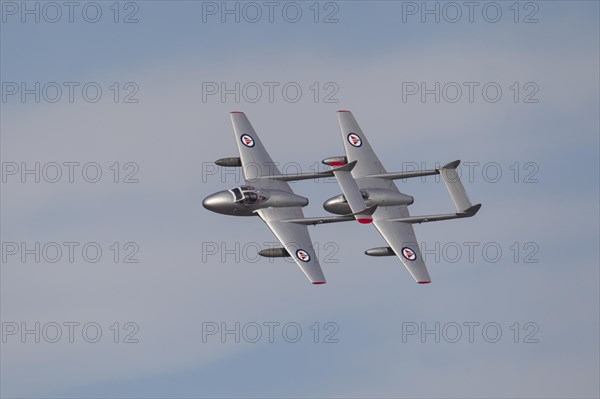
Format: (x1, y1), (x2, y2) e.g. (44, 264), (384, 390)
(215, 157), (242, 167)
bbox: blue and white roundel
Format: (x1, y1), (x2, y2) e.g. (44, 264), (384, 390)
(347, 133), (362, 147)
(296, 249), (311, 262)
(240, 134), (255, 147)
(401, 247), (417, 261)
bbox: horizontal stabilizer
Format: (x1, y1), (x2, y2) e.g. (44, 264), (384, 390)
(367, 169), (439, 180)
(283, 205), (377, 226)
(261, 161), (355, 182)
(388, 204), (481, 224)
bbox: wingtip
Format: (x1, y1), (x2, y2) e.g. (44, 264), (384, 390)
(418, 281), (431, 284)
(312, 281), (326, 285)
(230, 111), (245, 114)
(337, 109), (351, 113)
(463, 203), (482, 216)
(441, 160), (461, 169)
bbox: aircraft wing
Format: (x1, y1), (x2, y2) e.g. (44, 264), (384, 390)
(337, 110), (394, 190)
(372, 206), (431, 284)
(230, 112), (291, 192)
(256, 207), (327, 284)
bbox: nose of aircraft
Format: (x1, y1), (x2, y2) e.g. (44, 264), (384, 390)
(202, 190), (232, 213)
(323, 195), (350, 215)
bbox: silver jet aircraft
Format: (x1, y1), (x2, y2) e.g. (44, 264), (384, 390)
(203, 112), (372, 284)
(320, 110), (481, 284)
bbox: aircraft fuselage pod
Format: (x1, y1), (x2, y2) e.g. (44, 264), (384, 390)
(323, 189), (414, 215)
(203, 185), (308, 216)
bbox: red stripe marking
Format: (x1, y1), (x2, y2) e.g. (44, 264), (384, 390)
(418, 281), (431, 284)
(329, 161), (346, 167)
(313, 282), (326, 285)
(356, 218), (372, 224)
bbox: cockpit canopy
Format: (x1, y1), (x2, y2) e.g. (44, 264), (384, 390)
(229, 185), (268, 205)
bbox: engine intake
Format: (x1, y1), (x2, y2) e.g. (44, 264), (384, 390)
(215, 157), (242, 167)
(258, 248), (291, 258)
(364, 247), (395, 256)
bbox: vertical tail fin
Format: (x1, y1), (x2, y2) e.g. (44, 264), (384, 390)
(439, 160), (473, 212)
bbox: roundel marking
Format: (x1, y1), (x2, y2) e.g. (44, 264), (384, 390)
(401, 247), (417, 261)
(241, 134), (255, 147)
(347, 133), (362, 147)
(296, 249), (311, 262)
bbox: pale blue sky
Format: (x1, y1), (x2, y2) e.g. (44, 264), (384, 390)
(1, 1), (599, 398)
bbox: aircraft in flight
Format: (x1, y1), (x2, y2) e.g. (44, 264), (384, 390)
(203, 112), (373, 284)
(320, 110), (481, 284)
(203, 111), (480, 284)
